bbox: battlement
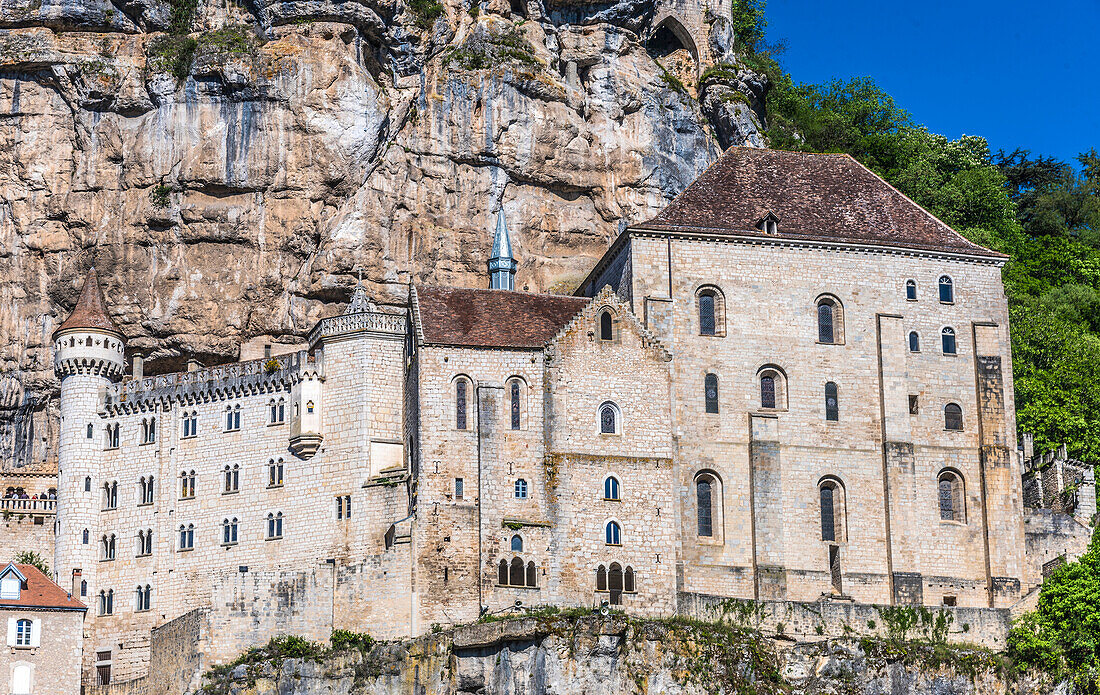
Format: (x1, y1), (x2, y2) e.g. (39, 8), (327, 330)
(102, 352), (320, 414)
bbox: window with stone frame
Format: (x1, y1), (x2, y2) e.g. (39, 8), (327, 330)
(938, 470), (965, 522)
(941, 327), (957, 355)
(818, 478), (846, 542)
(268, 458), (284, 488)
(182, 410), (198, 438)
(939, 275), (954, 303)
(758, 367), (787, 410)
(497, 558), (537, 588)
(266, 512), (283, 539)
(138, 475), (154, 505)
(511, 534), (523, 552)
(599, 401), (620, 434)
(603, 475), (620, 501)
(816, 296), (843, 344)
(455, 378), (470, 431)
(136, 529), (152, 556)
(605, 520), (622, 545)
(507, 377), (526, 430)
(223, 464), (239, 494)
(178, 524), (194, 550)
(905, 279), (917, 300)
(513, 478), (528, 500)
(103, 481), (118, 510)
(696, 286), (725, 336)
(599, 310), (615, 341)
(944, 403), (964, 431)
(222, 518), (238, 545)
(140, 417), (156, 444)
(225, 404), (241, 432)
(135, 584), (152, 612)
(825, 382), (839, 421)
(180, 470), (196, 499)
(270, 398), (286, 425)
(909, 331), (920, 352)
(336, 495), (352, 520)
(696, 475), (714, 537)
(101, 533), (116, 561)
(704, 373), (719, 414)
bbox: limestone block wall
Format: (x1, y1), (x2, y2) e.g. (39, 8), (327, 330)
(1023, 509), (1093, 594)
(621, 234), (1021, 608)
(0, 516), (54, 565)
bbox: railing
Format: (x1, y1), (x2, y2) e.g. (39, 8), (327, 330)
(308, 311), (407, 346)
(1, 498), (56, 515)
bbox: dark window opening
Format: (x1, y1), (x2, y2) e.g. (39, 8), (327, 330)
(704, 373), (719, 414)
(825, 382), (839, 421)
(599, 311), (613, 341)
(698, 293), (716, 336)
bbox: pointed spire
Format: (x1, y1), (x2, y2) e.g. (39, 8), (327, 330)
(488, 210), (517, 291)
(53, 267), (122, 338)
(344, 268), (376, 315)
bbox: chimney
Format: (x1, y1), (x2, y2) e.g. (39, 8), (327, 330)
(132, 355), (144, 380)
(187, 359), (203, 372)
(1022, 432), (1035, 461)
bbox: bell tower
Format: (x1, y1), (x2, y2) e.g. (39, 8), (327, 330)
(52, 268), (125, 603)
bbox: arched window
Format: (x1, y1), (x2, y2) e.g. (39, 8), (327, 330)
(182, 410), (198, 438)
(85, 476), (91, 492)
(268, 458), (284, 488)
(624, 566), (635, 593)
(938, 470), (965, 522)
(82, 528), (89, 544)
(704, 373), (719, 414)
(180, 470), (195, 499)
(87, 423), (94, 439)
(820, 483), (836, 541)
(513, 479), (528, 499)
(941, 327), (957, 355)
(608, 563), (624, 605)
(498, 559), (508, 586)
(817, 298), (837, 343)
(599, 311), (614, 341)
(596, 565), (607, 591)
(696, 475), (713, 537)
(136, 584), (152, 611)
(526, 561), (537, 588)
(605, 520), (621, 545)
(178, 524), (194, 550)
(909, 331), (920, 352)
(599, 402), (620, 434)
(306, 401), (314, 414)
(944, 403), (963, 431)
(905, 279), (917, 301)
(267, 512), (283, 539)
(507, 377), (525, 431)
(939, 275), (954, 303)
(825, 382), (839, 421)
(603, 476), (620, 501)
(223, 464), (239, 493)
(511, 534), (523, 552)
(760, 374), (776, 409)
(455, 379), (469, 430)
(80, 580), (87, 597)
(223, 518), (238, 545)
(696, 286), (725, 336)
(509, 558), (524, 586)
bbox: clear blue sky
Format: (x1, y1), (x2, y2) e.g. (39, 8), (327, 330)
(764, 1), (1099, 166)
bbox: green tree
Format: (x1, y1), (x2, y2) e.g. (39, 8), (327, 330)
(14, 551), (50, 576)
(729, 0), (767, 53)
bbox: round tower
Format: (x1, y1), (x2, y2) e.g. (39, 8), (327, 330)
(52, 268), (125, 603)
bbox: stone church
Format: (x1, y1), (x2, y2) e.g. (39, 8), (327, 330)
(32, 147), (1072, 688)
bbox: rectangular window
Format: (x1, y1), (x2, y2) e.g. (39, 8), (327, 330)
(455, 478), (464, 499)
(908, 395), (919, 415)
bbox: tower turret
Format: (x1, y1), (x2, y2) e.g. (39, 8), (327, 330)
(52, 268), (125, 604)
(488, 211), (517, 291)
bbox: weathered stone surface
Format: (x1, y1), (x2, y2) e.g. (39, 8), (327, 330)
(0, 0), (764, 468)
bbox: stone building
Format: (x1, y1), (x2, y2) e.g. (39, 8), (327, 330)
(34, 146), (1076, 690)
(0, 562), (86, 695)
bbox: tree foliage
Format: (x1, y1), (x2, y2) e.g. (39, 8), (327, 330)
(1008, 528), (1100, 690)
(14, 551), (49, 576)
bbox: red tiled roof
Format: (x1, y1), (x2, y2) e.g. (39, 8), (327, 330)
(415, 286), (588, 348)
(634, 147), (1006, 258)
(0, 564), (85, 611)
(54, 267), (123, 338)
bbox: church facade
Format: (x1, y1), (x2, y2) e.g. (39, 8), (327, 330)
(49, 147), (1031, 687)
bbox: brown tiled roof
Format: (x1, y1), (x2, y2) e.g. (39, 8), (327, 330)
(414, 286), (588, 348)
(54, 268), (123, 338)
(635, 147), (1006, 258)
(0, 564), (85, 611)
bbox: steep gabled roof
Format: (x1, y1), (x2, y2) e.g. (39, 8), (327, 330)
(413, 286), (589, 349)
(633, 147), (1006, 259)
(53, 267), (123, 338)
(0, 563), (85, 611)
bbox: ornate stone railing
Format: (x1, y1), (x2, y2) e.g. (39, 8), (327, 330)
(308, 311), (406, 346)
(1, 497), (56, 515)
(104, 352), (315, 409)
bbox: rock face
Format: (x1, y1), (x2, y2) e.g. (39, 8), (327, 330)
(0, 0), (768, 468)
(193, 616), (1058, 695)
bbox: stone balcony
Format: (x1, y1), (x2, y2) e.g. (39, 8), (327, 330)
(1, 497), (57, 516)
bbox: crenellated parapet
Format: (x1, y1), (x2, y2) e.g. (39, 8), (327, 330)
(307, 310), (406, 348)
(102, 352), (318, 415)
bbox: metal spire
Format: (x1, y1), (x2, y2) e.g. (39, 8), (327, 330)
(488, 210), (517, 291)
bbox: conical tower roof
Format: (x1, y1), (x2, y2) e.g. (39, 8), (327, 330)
(53, 268), (122, 338)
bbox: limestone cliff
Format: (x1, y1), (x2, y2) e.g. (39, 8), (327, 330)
(0, 0), (768, 468)
(191, 615), (1055, 695)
